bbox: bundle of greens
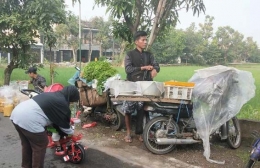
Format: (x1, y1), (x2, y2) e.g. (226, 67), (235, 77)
(82, 61), (117, 95)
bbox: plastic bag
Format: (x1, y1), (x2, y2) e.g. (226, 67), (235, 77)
(189, 65), (256, 164)
(67, 70), (89, 86)
(103, 74), (121, 92)
(3, 99), (14, 117)
(1, 86), (15, 100)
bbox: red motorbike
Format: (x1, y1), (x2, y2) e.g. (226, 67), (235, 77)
(46, 110), (86, 163)
(20, 85), (86, 164)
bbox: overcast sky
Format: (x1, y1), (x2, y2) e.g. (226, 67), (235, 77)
(65, 0), (260, 46)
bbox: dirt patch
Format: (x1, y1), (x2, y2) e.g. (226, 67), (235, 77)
(76, 121), (256, 168)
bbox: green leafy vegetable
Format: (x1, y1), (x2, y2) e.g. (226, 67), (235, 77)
(82, 61), (117, 95)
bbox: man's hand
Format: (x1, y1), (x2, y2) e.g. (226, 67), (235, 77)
(150, 69), (157, 79)
(141, 65), (153, 71)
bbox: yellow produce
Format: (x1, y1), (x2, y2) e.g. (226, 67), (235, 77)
(0, 98), (4, 113)
(3, 104), (14, 117)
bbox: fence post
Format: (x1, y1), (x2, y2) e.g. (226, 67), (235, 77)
(8, 53), (10, 64)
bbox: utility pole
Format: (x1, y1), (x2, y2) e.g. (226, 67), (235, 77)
(112, 36), (115, 59)
(88, 28), (92, 62)
(79, 2), (82, 72)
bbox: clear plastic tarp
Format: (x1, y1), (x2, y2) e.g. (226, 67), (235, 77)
(189, 65), (256, 164)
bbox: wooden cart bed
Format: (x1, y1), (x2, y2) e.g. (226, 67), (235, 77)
(110, 95), (191, 104)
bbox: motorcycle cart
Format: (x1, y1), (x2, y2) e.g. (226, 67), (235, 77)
(110, 67), (247, 165)
(77, 80), (124, 131)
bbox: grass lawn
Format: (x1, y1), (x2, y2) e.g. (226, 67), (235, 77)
(0, 64), (259, 120)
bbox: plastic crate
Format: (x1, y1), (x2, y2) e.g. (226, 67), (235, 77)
(164, 81), (195, 87)
(164, 85), (193, 100)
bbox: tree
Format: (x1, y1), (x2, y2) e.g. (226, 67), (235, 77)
(72, 0), (80, 4)
(94, 0), (205, 48)
(198, 15), (214, 42)
(203, 40), (222, 65)
(248, 48), (260, 63)
(243, 37), (258, 62)
(0, 0), (66, 85)
(55, 12), (79, 63)
(89, 17), (113, 58)
(213, 26), (236, 64)
(182, 23), (204, 64)
(197, 15), (222, 65)
(151, 28), (185, 64)
(229, 31), (244, 62)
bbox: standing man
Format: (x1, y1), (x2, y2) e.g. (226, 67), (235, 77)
(123, 31), (160, 143)
(26, 67), (47, 93)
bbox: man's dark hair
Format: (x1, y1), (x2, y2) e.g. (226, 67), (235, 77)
(133, 31), (147, 41)
(25, 67), (37, 74)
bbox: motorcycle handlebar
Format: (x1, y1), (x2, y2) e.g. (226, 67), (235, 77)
(20, 89), (41, 96)
(75, 66), (80, 71)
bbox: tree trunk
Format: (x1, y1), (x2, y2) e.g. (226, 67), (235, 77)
(88, 49), (92, 62)
(60, 50), (64, 62)
(224, 53), (227, 65)
(4, 61), (17, 85)
(100, 43), (102, 57)
(50, 63), (55, 84)
(72, 49), (76, 63)
(88, 29), (93, 62)
(54, 50), (57, 63)
(147, 0), (166, 49)
(119, 41), (126, 67)
(4, 67), (13, 85)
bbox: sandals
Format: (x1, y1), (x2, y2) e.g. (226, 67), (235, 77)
(124, 135), (132, 143)
(124, 135), (143, 143)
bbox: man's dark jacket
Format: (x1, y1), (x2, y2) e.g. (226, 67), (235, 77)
(125, 49), (160, 81)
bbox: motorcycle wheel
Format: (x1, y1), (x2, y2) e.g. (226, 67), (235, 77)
(110, 108), (124, 131)
(67, 143), (85, 164)
(246, 159), (256, 168)
(227, 116), (241, 149)
(143, 112), (150, 129)
(143, 116), (179, 155)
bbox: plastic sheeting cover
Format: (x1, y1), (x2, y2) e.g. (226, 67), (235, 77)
(189, 65), (256, 164)
(105, 79), (142, 97)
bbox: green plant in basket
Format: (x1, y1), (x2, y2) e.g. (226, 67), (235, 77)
(82, 61), (117, 94)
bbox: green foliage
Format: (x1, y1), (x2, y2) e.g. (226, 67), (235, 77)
(98, 56), (107, 61)
(1, 64), (260, 121)
(148, 15), (260, 65)
(82, 61), (117, 94)
(94, 0), (205, 45)
(90, 17), (113, 53)
(0, 57), (7, 64)
(55, 12), (79, 62)
(72, 0), (80, 5)
(43, 58), (50, 65)
(0, 0), (67, 84)
(151, 29), (185, 64)
(112, 21), (134, 43)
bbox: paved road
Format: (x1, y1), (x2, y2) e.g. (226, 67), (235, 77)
(0, 112), (198, 168)
(0, 113), (141, 168)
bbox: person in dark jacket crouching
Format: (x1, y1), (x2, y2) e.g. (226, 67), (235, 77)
(10, 86), (79, 168)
